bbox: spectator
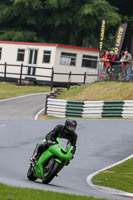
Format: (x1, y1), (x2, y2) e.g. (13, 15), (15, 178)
(123, 51), (132, 81)
(100, 50), (110, 79)
(105, 51), (111, 78)
(120, 51), (127, 81)
(100, 50), (106, 69)
(101, 50), (106, 58)
(109, 51), (119, 80)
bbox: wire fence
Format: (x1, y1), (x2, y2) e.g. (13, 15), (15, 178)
(98, 59), (133, 82)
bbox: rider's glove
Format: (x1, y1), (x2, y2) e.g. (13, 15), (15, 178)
(47, 140), (53, 146)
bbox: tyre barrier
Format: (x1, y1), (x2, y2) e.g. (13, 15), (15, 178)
(45, 99), (133, 118)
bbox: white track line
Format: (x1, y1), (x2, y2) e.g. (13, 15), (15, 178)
(86, 154), (133, 198)
(34, 107), (45, 120)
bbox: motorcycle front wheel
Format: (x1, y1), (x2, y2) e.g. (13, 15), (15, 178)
(42, 161), (60, 184)
(27, 165), (37, 181)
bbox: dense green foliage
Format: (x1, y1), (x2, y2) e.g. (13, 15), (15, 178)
(0, 0), (132, 50)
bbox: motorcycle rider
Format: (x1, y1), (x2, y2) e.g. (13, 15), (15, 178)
(30, 119), (78, 162)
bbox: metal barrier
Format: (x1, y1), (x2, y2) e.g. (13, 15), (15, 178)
(45, 98), (133, 118)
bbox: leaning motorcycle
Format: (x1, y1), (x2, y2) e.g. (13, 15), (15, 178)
(27, 137), (74, 184)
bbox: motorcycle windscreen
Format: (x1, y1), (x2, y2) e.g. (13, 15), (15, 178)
(60, 138), (71, 151)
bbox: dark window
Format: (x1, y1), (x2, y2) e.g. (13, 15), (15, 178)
(29, 50), (33, 64)
(82, 55), (98, 68)
(28, 49), (38, 64)
(60, 52), (76, 66)
(43, 51), (51, 63)
(34, 50), (38, 64)
(17, 49), (25, 61)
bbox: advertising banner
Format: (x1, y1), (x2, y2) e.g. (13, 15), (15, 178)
(114, 23), (128, 58)
(99, 16), (106, 54)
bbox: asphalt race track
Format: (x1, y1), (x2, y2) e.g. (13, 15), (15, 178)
(0, 93), (49, 120)
(0, 94), (133, 200)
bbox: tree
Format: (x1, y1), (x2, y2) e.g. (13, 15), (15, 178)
(0, 0), (43, 41)
(70, 0), (121, 48)
(0, 0), (121, 49)
(106, 0), (133, 51)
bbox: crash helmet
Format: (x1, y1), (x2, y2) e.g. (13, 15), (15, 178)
(65, 119), (77, 132)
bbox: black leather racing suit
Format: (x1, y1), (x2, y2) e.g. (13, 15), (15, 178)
(38, 125), (78, 155)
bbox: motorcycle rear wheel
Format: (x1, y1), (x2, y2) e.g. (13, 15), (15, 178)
(42, 161), (60, 184)
(27, 165), (37, 181)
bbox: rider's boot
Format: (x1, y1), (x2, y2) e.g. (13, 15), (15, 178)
(30, 143), (40, 162)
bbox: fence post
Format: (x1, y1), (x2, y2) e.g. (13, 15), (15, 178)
(4, 62), (7, 82)
(19, 63), (23, 85)
(97, 60), (100, 81)
(67, 71), (71, 90)
(50, 67), (54, 91)
(83, 72), (87, 84)
(44, 94), (50, 115)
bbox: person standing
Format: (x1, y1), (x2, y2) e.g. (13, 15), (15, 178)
(123, 51), (132, 81)
(104, 51), (111, 79)
(120, 51), (127, 81)
(100, 50), (106, 70)
(108, 51), (119, 80)
(100, 50), (110, 79)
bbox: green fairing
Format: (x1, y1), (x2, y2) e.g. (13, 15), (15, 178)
(33, 138), (74, 180)
(54, 158), (62, 164)
(34, 150), (53, 178)
(49, 145), (73, 161)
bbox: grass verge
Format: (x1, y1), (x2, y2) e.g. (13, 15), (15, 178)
(0, 183), (108, 200)
(1, 81), (133, 101)
(92, 158), (133, 193)
(0, 82), (52, 99)
(57, 81), (133, 101)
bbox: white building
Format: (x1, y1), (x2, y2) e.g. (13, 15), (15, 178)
(0, 41), (99, 85)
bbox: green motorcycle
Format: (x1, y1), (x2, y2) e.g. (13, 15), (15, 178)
(27, 137), (74, 184)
